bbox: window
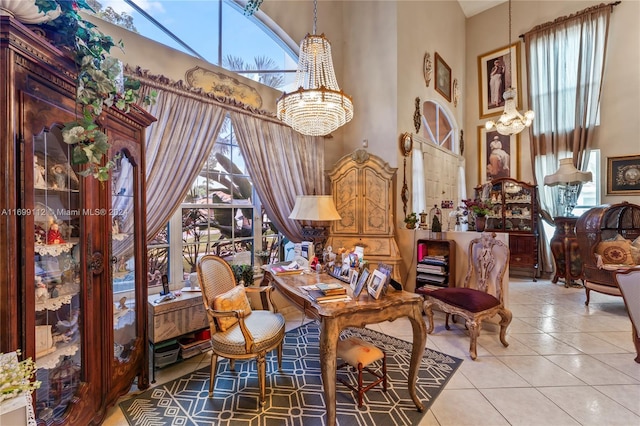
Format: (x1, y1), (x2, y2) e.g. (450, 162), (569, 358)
(572, 149), (601, 217)
(421, 100), (456, 153)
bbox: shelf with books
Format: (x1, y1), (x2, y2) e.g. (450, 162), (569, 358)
(415, 239), (456, 295)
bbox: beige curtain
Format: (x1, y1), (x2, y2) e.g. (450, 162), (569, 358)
(524, 2), (613, 273)
(230, 112), (325, 242)
(140, 85), (226, 239)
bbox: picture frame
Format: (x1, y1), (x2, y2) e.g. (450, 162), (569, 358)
(349, 270), (359, 291)
(478, 42), (521, 119)
(477, 126), (520, 183)
(353, 268), (370, 298)
(367, 269), (387, 300)
(607, 155), (640, 195)
(434, 52), (451, 102)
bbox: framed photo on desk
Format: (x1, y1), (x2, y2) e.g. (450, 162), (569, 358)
(368, 269), (387, 299)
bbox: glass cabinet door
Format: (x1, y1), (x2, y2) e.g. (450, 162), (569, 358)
(32, 129), (83, 422)
(111, 152), (138, 363)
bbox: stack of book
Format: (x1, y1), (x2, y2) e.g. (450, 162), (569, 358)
(305, 283), (350, 303)
(270, 260), (304, 275)
(417, 254), (449, 287)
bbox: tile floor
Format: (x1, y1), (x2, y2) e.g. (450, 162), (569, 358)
(104, 277), (640, 425)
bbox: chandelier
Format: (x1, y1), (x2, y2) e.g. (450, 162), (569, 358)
(276, 0), (354, 136)
(485, 0), (534, 136)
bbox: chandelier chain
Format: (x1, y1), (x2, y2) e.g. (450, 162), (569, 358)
(313, 0), (318, 34)
(508, 0), (512, 47)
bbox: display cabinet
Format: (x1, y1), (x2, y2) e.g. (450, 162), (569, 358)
(326, 149), (401, 280)
(476, 178), (539, 280)
(0, 16), (155, 425)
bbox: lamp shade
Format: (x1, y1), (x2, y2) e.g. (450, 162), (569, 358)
(544, 158), (593, 186)
(288, 195), (341, 221)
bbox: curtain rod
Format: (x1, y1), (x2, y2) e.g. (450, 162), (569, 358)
(519, 1), (620, 40)
(124, 66), (285, 125)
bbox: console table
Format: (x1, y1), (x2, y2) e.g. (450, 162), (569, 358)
(261, 268), (426, 426)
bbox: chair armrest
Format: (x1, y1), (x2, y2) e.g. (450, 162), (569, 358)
(245, 285), (279, 313)
(205, 307), (255, 352)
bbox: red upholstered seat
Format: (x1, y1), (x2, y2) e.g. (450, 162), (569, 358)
(423, 233), (512, 360)
(429, 288), (500, 312)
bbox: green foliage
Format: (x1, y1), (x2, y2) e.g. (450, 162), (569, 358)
(404, 212), (418, 228)
(231, 265), (254, 287)
(431, 215), (442, 232)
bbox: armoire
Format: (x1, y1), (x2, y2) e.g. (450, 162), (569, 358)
(0, 16), (155, 424)
(326, 149), (402, 280)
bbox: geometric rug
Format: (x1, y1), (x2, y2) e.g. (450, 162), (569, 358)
(120, 322), (462, 426)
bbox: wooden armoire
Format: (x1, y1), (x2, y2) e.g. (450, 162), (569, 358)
(0, 16), (155, 424)
(326, 149), (401, 280)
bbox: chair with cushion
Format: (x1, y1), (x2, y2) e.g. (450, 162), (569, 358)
(423, 232), (512, 360)
(196, 254), (285, 406)
(612, 267), (640, 363)
(336, 336), (387, 407)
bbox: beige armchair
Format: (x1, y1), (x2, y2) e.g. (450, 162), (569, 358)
(196, 255), (285, 406)
(423, 232), (512, 360)
(613, 267), (640, 363)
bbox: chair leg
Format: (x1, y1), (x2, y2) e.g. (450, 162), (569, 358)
(424, 302), (435, 334)
(445, 313), (451, 330)
(257, 353), (266, 407)
(277, 341), (283, 370)
(468, 320), (480, 360)
(584, 287), (591, 306)
(498, 309), (513, 348)
(209, 353), (218, 397)
(357, 362), (364, 407)
(382, 354), (387, 391)
(229, 359), (236, 371)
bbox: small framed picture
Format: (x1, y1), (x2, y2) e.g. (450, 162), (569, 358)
(349, 270), (359, 290)
(368, 269), (387, 300)
(477, 126), (519, 183)
(435, 52), (452, 102)
(161, 274), (170, 296)
(607, 155), (640, 195)
(353, 268), (370, 298)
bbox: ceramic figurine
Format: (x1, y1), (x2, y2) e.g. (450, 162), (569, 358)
(47, 223), (65, 244)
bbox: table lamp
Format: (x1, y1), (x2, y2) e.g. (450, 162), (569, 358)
(543, 158), (592, 217)
(288, 195), (342, 260)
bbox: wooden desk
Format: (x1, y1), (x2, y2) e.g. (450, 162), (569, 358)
(262, 269), (426, 426)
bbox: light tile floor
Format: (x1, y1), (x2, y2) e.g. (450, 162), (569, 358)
(104, 278), (640, 425)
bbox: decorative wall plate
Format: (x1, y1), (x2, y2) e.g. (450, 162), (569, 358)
(423, 52), (432, 87)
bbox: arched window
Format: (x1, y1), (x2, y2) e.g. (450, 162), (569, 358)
(421, 100), (456, 153)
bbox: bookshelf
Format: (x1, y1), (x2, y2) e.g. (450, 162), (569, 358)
(415, 239), (456, 295)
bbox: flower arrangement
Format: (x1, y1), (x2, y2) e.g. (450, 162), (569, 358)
(0, 350), (40, 403)
(404, 212), (418, 229)
(35, 0), (155, 181)
(462, 199), (493, 217)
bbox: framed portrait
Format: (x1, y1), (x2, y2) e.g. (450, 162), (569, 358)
(607, 155), (640, 195)
(367, 269), (387, 300)
(477, 126), (519, 183)
(353, 268), (370, 298)
(434, 52), (451, 102)
(478, 42), (521, 119)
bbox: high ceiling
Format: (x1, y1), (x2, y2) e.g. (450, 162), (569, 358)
(457, 0), (506, 18)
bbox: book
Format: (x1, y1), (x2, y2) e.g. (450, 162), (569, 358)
(270, 261), (303, 275)
(305, 289), (350, 303)
(316, 283), (347, 296)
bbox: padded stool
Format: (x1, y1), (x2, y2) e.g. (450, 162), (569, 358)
(336, 337), (387, 407)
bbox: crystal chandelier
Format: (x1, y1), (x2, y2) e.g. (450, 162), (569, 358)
(276, 0), (354, 136)
(485, 0), (534, 136)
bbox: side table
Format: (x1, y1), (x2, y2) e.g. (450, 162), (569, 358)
(550, 216), (584, 287)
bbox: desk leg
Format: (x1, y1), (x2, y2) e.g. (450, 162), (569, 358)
(408, 303), (427, 412)
(150, 342), (156, 383)
(319, 319), (339, 426)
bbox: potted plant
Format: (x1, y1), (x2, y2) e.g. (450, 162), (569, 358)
(231, 264), (254, 286)
(33, 0), (155, 181)
(404, 212), (418, 229)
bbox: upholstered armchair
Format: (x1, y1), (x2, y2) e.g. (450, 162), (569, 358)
(196, 255), (285, 406)
(613, 267), (640, 363)
(423, 233), (512, 360)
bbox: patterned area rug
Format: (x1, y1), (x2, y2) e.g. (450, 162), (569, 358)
(120, 322), (462, 426)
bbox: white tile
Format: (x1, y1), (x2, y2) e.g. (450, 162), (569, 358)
(591, 353), (640, 381)
(497, 355), (585, 387)
(511, 333), (583, 355)
(594, 384), (640, 416)
(538, 385), (640, 425)
(430, 389), (510, 426)
(459, 357), (530, 388)
(545, 354), (639, 385)
(480, 387), (580, 426)
(549, 332), (631, 354)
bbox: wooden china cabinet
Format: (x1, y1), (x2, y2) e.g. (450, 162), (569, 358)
(0, 16), (155, 424)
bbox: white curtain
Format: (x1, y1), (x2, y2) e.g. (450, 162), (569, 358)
(230, 112), (325, 242)
(140, 85), (226, 239)
(524, 2), (612, 273)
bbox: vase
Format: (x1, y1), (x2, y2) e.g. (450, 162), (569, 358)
(475, 216), (486, 232)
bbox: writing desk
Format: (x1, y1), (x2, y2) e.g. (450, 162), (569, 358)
(262, 269), (426, 426)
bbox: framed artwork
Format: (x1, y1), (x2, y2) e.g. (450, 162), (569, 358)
(478, 42), (521, 119)
(367, 269), (387, 300)
(607, 155), (640, 195)
(353, 268), (369, 298)
(434, 52), (451, 102)
(477, 126), (519, 183)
